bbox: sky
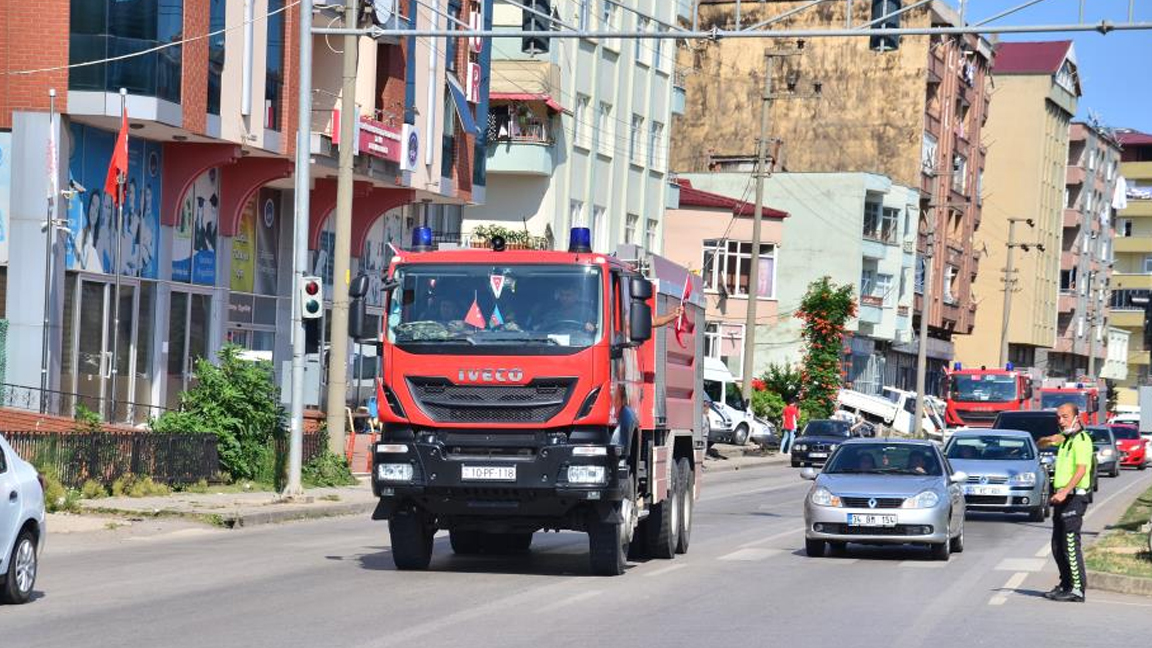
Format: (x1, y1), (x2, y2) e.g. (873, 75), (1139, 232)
(977, 0), (1152, 132)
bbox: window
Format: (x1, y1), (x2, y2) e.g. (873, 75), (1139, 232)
(574, 94), (591, 149)
(630, 114), (644, 165)
(652, 25), (663, 68)
(1143, 255), (1152, 274)
(68, 0), (184, 102)
(1060, 268), (1076, 292)
(578, 0), (591, 29)
(1107, 159), (1116, 181)
(876, 273), (894, 306)
(636, 17), (650, 62)
(883, 208), (900, 242)
(592, 205), (607, 251)
(645, 218), (658, 252)
(266, 0), (286, 130)
(569, 200), (585, 232)
(943, 266), (958, 304)
(597, 101), (614, 157)
(951, 154), (967, 193)
(1119, 218), (1132, 237)
(860, 268), (875, 296)
(207, 0), (226, 115)
(702, 240), (776, 299)
(625, 213), (638, 244)
(648, 121), (664, 170)
(863, 202), (881, 240)
(600, 0), (615, 27)
(1087, 149), (1096, 171)
(704, 322), (746, 380)
(915, 257), (925, 294)
(444, 0), (461, 71)
(863, 203), (899, 243)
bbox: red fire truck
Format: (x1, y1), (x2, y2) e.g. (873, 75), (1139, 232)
(944, 364), (1035, 428)
(363, 228), (705, 576)
(1038, 383), (1102, 425)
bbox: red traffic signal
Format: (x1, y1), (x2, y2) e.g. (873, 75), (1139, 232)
(300, 276), (323, 320)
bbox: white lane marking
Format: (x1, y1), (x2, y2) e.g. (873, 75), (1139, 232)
(536, 590), (601, 613)
(644, 563), (688, 577)
(899, 560), (948, 568)
(989, 571), (1029, 606)
(1035, 545), (1052, 558)
(719, 548), (784, 561)
(739, 527), (804, 548)
(995, 558), (1047, 572)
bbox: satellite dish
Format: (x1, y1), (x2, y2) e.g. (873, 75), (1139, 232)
(372, 0), (394, 26)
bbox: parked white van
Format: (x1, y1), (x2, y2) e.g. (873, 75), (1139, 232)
(703, 358), (771, 446)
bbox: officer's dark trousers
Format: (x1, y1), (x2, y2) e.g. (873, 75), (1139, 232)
(1051, 494), (1088, 593)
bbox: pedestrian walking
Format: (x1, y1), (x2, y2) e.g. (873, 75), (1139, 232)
(781, 401), (799, 454)
(1037, 402), (1093, 603)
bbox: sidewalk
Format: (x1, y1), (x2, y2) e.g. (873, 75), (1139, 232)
(78, 481), (379, 529)
(703, 443), (791, 473)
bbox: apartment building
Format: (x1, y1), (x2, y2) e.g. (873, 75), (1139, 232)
(673, 1), (992, 392)
(0, 0), (491, 421)
(1109, 129), (1152, 404)
(462, 0), (684, 253)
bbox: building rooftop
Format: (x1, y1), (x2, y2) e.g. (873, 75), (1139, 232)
(993, 40), (1074, 74)
(1116, 129), (1152, 147)
(675, 179), (789, 219)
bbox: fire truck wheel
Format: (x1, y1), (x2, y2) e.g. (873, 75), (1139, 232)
(675, 458), (694, 555)
(390, 509), (434, 571)
(589, 474), (636, 576)
(645, 465), (681, 560)
(449, 530), (484, 555)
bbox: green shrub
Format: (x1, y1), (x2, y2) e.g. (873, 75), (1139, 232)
(759, 363), (804, 404)
(35, 466), (80, 513)
(151, 344), (286, 481)
(80, 479), (108, 499)
(73, 404), (104, 433)
(302, 452), (357, 488)
(751, 389), (786, 426)
(110, 474), (171, 498)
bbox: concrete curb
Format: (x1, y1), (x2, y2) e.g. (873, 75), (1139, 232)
(703, 454), (790, 474)
(1087, 570), (1152, 598)
(80, 498), (378, 529)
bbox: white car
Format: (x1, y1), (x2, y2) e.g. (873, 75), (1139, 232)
(0, 434), (45, 604)
(704, 358), (767, 446)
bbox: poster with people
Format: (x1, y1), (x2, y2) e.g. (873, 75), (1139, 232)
(0, 132), (10, 265)
(230, 189), (280, 295)
(173, 168), (219, 284)
(65, 123), (161, 278)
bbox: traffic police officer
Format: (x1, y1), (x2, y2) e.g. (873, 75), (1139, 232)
(1037, 403), (1092, 602)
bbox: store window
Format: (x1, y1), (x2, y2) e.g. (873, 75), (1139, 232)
(69, 0), (183, 103)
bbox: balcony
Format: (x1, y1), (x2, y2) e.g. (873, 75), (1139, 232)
(1061, 250), (1077, 271)
(859, 301), (884, 325)
(1058, 291), (1077, 313)
(1066, 166), (1086, 185)
(1113, 273), (1152, 290)
(1111, 309), (1144, 328)
(1063, 208), (1082, 228)
(1114, 237), (1152, 254)
(486, 138), (554, 176)
(861, 237), (890, 260)
(1121, 199), (1152, 217)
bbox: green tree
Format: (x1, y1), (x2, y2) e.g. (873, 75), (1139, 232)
(794, 277), (856, 419)
(759, 363), (803, 404)
(152, 345), (285, 481)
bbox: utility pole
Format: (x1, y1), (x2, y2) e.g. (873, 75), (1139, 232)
(287, 0), (316, 496)
(1087, 268), (1098, 380)
(740, 45), (816, 404)
(325, 0), (361, 456)
(999, 217), (1041, 367)
(40, 89), (57, 414)
(912, 206), (935, 439)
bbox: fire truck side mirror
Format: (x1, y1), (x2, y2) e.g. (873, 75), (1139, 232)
(348, 297), (368, 340)
(630, 277), (653, 300)
(630, 302), (652, 343)
(1023, 382), (1033, 401)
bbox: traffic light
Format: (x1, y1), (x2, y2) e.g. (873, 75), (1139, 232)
(300, 276), (323, 320)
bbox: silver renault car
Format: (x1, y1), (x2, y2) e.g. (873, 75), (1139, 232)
(944, 428), (1051, 521)
(801, 438), (966, 560)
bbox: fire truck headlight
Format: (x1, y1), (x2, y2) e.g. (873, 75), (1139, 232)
(567, 466), (607, 484)
(376, 463), (414, 482)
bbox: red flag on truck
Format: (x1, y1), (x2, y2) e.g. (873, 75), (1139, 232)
(464, 295), (486, 329)
(674, 275), (694, 348)
(103, 105), (129, 205)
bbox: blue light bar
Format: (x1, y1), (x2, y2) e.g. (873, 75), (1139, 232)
(569, 227), (592, 253)
(1005, 362), (1014, 371)
(411, 226), (433, 251)
(953, 362), (962, 371)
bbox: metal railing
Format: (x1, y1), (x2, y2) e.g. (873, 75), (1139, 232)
(5, 432), (219, 487)
(0, 382), (170, 426)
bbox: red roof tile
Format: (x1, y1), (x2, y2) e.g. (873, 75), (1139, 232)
(675, 179), (789, 219)
(1117, 130), (1152, 146)
(993, 40), (1072, 74)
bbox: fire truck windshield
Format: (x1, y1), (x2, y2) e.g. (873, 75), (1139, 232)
(1040, 392), (1088, 410)
(952, 374), (1018, 403)
(387, 264), (603, 353)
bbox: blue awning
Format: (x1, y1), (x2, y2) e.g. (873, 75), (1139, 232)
(446, 74), (480, 136)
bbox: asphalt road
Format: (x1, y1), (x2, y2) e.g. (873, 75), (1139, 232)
(5, 463), (1152, 647)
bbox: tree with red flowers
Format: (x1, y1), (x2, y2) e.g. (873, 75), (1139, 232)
(794, 277), (857, 419)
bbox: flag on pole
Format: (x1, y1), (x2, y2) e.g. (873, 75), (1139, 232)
(464, 293), (487, 329)
(674, 274), (695, 349)
(103, 104), (129, 205)
(46, 111), (59, 201)
(489, 304), (505, 328)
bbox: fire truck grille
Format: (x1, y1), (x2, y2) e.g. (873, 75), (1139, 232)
(956, 410), (999, 423)
(407, 377), (577, 424)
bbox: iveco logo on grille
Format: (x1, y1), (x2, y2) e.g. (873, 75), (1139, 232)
(457, 368), (524, 383)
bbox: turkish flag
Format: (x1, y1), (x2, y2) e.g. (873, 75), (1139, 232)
(675, 275), (695, 348)
(104, 105), (129, 205)
(464, 297), (487, 329)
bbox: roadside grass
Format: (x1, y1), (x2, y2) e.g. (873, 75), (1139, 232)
(1086, 484), (1152, 580)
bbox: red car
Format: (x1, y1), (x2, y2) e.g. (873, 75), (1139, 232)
(1110, 424), (1148, 470)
